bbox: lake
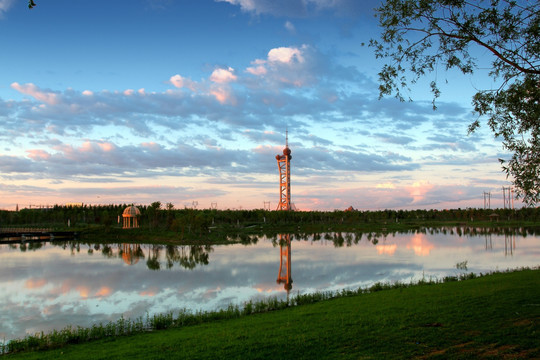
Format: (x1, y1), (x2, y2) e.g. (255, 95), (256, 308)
(1, 227), (539, 342)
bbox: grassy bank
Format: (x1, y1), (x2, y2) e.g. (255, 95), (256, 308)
(4, 269), (539, 359)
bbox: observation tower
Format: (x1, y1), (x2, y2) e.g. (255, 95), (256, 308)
(275, 131), (292, 211)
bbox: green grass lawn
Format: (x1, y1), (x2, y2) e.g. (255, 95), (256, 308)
(5, 269), (539, 359)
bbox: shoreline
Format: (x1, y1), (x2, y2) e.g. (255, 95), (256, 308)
(3, 267), (539, 358)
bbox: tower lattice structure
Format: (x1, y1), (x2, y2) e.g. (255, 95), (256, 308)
(275, 132), (292, 211)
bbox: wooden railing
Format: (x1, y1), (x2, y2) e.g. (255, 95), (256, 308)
(0, 228), (52, 233)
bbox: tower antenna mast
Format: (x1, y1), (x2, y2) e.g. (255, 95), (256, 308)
(276, 131), (292, 210)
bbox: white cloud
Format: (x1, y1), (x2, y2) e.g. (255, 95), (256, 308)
(214, 0), (365, 17)
(268, 46), (305, 64)
(246, 64), (267, 76)
(1, 40), (509, 210)
(210, 67), (237, 83)
(170, 69), (238, 104)
(284, 21), (296, 33)
(245, 45), (318, 88)
(246, 59), (267, 75)
(216, 0), (257, 12)
(0, 0), (15, 17)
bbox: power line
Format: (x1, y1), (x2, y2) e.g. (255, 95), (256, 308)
(483, 192), (491, 209)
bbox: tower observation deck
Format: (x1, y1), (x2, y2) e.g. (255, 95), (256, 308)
(275, 132), (292, 211)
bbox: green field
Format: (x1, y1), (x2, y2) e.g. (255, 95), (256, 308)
(4, 269), (539, 359)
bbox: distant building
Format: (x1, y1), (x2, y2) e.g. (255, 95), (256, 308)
(122, 205), (141, 229)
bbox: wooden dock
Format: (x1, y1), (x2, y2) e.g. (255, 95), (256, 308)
(0, 228), (77, 243)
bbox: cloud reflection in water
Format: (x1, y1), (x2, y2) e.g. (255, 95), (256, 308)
(1, 228), (539, 341)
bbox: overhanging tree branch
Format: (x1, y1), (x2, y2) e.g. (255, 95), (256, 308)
(371, 0), (540, 205)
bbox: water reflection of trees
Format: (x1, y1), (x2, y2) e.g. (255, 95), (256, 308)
(3, 224), (538, 260)
(224, 234), (259, 245)
(44, 242), (214, 270)
(6, 241), (44, 252)
(421, 226), (538, 238)
(267, 226), (539, 248)
(134, 244), (213, 271)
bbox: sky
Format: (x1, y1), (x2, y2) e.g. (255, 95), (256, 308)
(0, 0), (519, 211)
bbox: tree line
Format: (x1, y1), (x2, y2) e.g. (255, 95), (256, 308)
(1, 203), (539, 233)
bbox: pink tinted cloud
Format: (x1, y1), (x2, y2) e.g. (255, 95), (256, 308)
(252, 144), (281, 154)
(407, 233), (435, 256)
(246, 59), (267, 75)
(79, 141), (116, 153)
(407, 181), (435, 204)
(246, 64), (267, 76)
(210, 86), (236, 105)
(77, 286), (90, 298)
(169, 73), (237, 104)
(141, 142), (162, 151)
(26, 149), (51, 161)
(95, 286), (112, 297)
(140, 287), (158, 296)
(376, 244), (397, 256)
(25, 278), (48, 289)
(169, 74), (197, 91)
(46, 140), (118, 163)
(210, 67), (237, 83)
(11, 82), (60, 105)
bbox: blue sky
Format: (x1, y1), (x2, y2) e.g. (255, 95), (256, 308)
(0, 0), (515, 211)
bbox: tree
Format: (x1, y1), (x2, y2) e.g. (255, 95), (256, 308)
(146, 201), (162, 229)
(370, 0), (540, 205)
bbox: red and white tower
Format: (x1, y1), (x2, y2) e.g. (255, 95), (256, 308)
(275, 131), (292, 211)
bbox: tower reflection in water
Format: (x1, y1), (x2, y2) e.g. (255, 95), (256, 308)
(276, 234), (292, 294)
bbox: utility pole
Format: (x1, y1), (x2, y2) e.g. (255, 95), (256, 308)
(483, 191), (491, 209)
(502, 187), (514, 210)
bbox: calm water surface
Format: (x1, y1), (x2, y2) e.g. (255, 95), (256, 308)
(1, 228), (539, 341)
